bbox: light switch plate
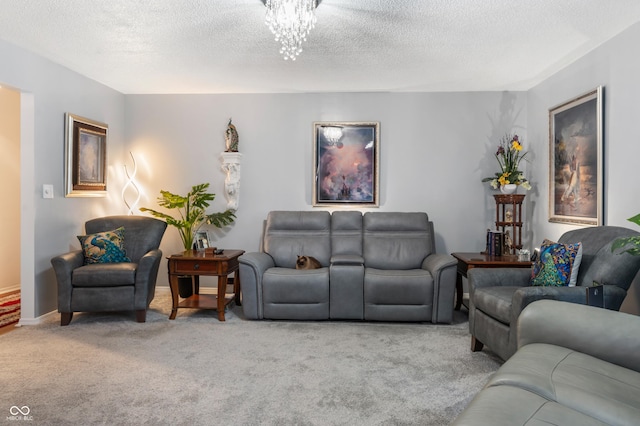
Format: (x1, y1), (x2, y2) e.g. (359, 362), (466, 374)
(43, 184), (54, 199)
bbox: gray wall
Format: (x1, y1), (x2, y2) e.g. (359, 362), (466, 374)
(125, 91), (527, 286)
(526, 22), (640, 313)
(0, 39), (126, 318)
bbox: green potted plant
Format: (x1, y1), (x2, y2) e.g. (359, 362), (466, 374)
(612, 214), (640, 255)
(140, 183), (236, 297)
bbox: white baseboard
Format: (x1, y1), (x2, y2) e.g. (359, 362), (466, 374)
(18, 309), (57, 326)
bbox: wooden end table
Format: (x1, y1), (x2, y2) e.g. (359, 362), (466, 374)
(451, 252), (532, 310)
(167, 249), (244, 321)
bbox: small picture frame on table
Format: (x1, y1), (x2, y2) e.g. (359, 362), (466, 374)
(194, 231), (209, 250)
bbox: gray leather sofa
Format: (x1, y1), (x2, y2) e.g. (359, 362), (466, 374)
(239, 211), (458, 323)
(453, 300), (640, 425)
(469, 225), (640, 360)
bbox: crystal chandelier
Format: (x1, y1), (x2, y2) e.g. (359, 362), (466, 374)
(264, 0), (318, 61)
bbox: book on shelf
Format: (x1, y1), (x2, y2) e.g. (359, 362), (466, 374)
(485, 230), (504, 256)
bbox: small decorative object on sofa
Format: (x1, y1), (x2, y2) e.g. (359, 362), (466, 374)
(530, 238), (582, 287)
(453, 300), (640, 425)
(77, 226), (131, 264)
(239, 211), (458, 323)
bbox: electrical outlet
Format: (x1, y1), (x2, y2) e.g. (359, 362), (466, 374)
(43, 184), (54, 199)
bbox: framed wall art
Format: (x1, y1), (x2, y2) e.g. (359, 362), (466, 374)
(548, 86), (603, 225)
(65, 113), (108, 197)
(313, 122), (380, 207)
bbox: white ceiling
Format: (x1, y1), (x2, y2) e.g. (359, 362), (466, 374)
(1, 0), (640, 94)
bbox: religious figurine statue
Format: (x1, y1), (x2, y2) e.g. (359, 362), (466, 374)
(504, 230), (513, 255)
(225, 118), (239, 152)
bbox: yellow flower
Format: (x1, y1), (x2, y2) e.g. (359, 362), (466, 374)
(511, 140), (522, 151)
(498, 173), (510, 186)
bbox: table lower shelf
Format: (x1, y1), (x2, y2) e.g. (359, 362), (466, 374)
(177, 293), (234, 310)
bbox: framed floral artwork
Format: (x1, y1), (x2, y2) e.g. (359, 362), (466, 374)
(313, 122), (380, 207)
(65, 113), (108, 197)
(548, 86), (603, 225)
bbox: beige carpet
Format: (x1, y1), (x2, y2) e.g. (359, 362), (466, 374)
(0, 292), (501, 425)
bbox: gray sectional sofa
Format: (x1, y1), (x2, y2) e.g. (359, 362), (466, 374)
(453, 300), (640, 425)
(239, 210), (458, 323)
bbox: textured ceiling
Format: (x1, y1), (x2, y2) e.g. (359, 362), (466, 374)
(1, 0), (640, 94)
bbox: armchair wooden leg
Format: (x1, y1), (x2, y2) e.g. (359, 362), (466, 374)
(135, 309), (147, 323)
(471, 335), (484, 352)
(60, 312), (73, 326)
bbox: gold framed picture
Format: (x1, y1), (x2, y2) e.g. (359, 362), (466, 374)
(65, 113), (108, 197)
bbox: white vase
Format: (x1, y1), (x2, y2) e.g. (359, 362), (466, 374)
(500, 184), (517, 194)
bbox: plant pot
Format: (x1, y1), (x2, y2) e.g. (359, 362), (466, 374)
(177, 276), (194, 298)
(500, 184), (517, 194)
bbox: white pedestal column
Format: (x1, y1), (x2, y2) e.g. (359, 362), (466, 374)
(220, 152), (242, 211)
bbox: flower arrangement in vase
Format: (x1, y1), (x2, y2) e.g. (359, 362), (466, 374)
(482, 133), (531, 193)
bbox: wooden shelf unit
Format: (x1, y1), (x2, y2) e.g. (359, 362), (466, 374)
(493, 194), (525, 254)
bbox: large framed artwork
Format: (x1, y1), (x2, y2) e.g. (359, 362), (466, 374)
(313, 122), (380, 207)
(548, 86), (603, 225)
(65, 113), (108, 197)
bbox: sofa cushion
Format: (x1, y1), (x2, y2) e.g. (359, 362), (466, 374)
(263, 267), (329, 304)
(473, 286), (519, 324)
(578, 240), (640, 291)
(77, 227), (131, 264)
(263, 211), (331, 268)
(262, 267), (330, 320)
(72, 262), (137, 287)
(453, 385), (610, 426)
(364, 268), (433, 305)
(363, 212), (433, 269)
(531, 239), (582, 287)
(485, 343), (640, 426)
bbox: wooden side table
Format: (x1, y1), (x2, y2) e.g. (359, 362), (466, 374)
(451, 252), (531, 310)
(167, 249), (245, 321)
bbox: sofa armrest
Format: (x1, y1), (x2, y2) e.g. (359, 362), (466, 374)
(134, 249), (163, 308)
(51, 250), (84, 312)
(468, 267), (531, 292)
(518, 300), (640, 372)
(239, 252), (275, 319)
(423, 253), (458, 323)
(510, 284), (627, 323)
(422, 253), (457, 275)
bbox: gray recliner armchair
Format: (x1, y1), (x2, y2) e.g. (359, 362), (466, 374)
(51, 215), (167, 325)
(468, 225), (640, 360)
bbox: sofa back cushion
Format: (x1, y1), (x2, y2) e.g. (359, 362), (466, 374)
(85, 216), (167, 263)
(331, 211), (363, 257)
(263, 211), (331, 268)
(559, 225), (640, 290)
(363, 212), (434, 270)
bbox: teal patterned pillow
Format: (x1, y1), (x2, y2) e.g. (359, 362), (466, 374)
(531, 239), (582, 287)
(77, 226), (131, 264)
